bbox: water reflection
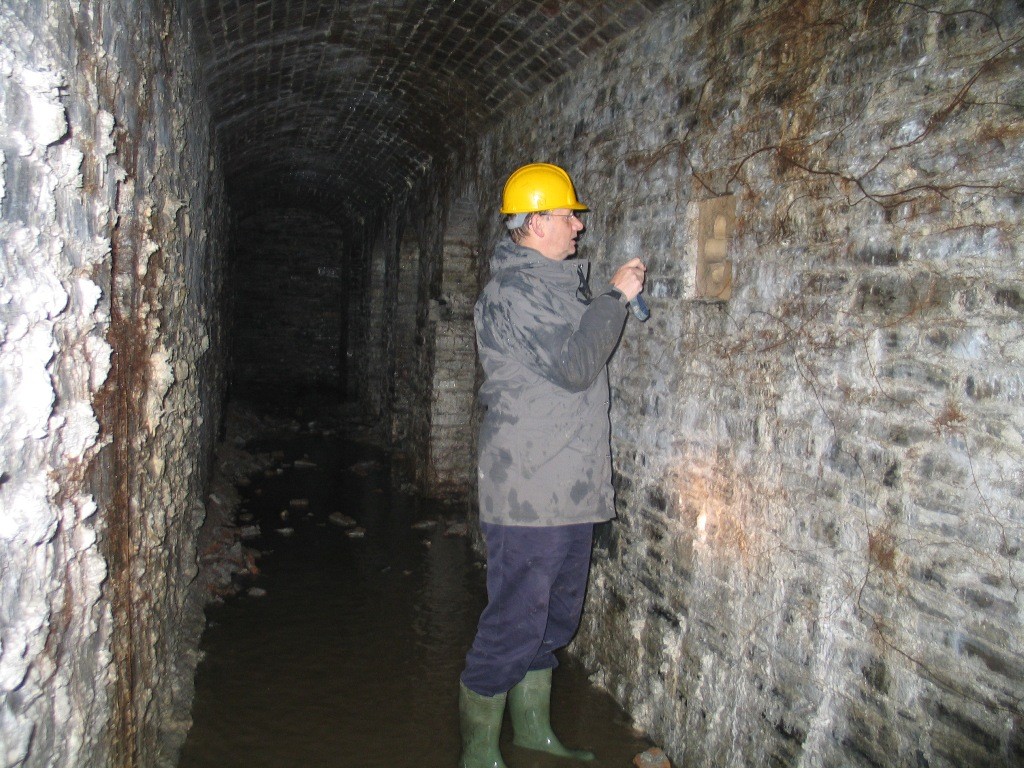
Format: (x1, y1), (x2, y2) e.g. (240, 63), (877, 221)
(179, 423), (651, 768)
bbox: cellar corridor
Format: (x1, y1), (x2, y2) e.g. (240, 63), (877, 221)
(176, 406), (652, 768)
(2, 2), (1022, 767)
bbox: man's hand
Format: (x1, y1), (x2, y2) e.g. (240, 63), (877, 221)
(610, 258), (647, 301)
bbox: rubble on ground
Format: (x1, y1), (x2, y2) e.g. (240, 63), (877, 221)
(634, 747), (672, 767)
(196, 408), (277, 600)
(328, 512), (358, 528)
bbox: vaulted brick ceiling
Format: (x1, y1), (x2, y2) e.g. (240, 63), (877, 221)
(189, 0), (673, 224)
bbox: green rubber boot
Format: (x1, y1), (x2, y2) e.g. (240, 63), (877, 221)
(508, 668), (595, 761)
(459, 682), (509, 768)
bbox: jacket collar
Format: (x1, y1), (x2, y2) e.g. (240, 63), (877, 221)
(491, 239), (589, 281)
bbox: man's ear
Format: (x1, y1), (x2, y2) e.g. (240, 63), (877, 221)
(528, 214), (546, 239)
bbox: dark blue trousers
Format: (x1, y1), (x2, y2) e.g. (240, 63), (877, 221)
(461, 522), (594, 697)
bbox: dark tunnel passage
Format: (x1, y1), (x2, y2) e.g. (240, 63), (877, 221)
(3, 2), (1024, 767)
(200, 0), (674, 408)
(230, 209), (350, 402)
(182, 5), (677, 762)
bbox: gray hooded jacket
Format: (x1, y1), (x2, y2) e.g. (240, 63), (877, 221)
(475, 238), (628, 526)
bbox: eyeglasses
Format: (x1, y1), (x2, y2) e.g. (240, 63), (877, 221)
(541, 211), (582, 222)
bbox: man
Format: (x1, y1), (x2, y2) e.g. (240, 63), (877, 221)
(459, 162), (646, 768)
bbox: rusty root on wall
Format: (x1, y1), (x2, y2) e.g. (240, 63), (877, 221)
(84, 12), (204, 760)
(620, 4), (1023, 214)
(93, 204), (150, 766)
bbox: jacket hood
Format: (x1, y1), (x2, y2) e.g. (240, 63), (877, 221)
(490, 238), (589, 279)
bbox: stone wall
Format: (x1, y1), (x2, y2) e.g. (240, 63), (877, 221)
(426, 194), (480, 496)
(360, 218), (399, 427)
(0, 2), (226, 766)
(391, 228), (425, 446)
(231, 209), (345, 399)
(360, 172), (480, 496)
(457, 2), (1023, 766)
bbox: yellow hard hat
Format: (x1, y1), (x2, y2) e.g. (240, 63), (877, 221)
(500, 163), (589, 214)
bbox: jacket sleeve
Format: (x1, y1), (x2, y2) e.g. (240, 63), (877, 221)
(479, 283), (628, 393)
(551, 293), (629, 391)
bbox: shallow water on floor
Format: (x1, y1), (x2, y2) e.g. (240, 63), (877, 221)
(179, 424), (652, 768)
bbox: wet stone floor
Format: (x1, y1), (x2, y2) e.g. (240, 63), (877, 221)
(178, 414), (654, 768)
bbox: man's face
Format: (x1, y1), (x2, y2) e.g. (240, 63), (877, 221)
(537, 209), (585, 261)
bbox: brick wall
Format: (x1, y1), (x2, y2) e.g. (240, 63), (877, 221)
(362, 176), (480, 495)
(232, 209), (345, 398)
(361, 223), (396, 422)
(453, 2), (1024, 765)
(426, 196), (480, 495)
(391, 228), (426, 446)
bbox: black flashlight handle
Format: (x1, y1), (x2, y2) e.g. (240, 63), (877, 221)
(629, 294), (650, 322)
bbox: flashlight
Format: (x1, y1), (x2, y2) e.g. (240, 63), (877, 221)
(629, 294), (650, 322)
(620, 234), (650, 322)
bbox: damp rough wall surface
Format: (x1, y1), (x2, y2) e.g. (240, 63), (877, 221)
(426, 193), (480, 496)
(385, 174), (479, 496)
(0, 2), (226, 766)
(461, 2), (1024, 766)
